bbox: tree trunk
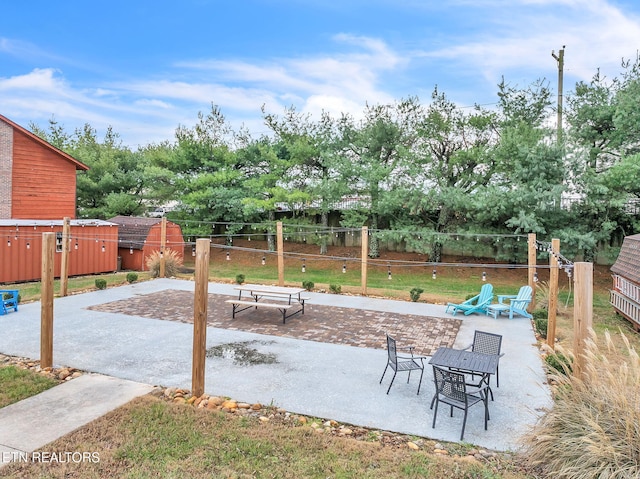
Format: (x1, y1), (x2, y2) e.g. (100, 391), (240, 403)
(369, 214), (379, 258)
(320, 211), (328, 255)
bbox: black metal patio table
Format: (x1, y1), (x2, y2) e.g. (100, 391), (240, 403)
(429, 347), (499, 395)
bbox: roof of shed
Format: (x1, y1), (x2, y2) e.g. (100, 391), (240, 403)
(108, 216), (163, 249)
(0, 114), (89, 171)
(611, 234), (640, 284)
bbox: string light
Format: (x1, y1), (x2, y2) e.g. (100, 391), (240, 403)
(533, 272), (539, 282)
(301, 259), (306, 273)
(26, 242), (30, 250)
(191, 246), (196, 257)
(482, 271), (487, 282)
(130, 246), (134, 255)
(226, 251), (230, 261)
(7, 238), (10, 247)
(342, 261), (346, 273)
(261, 256), (266, 265)
(387, 264), (392, 280)
(432, 269), (437, 280)
(101, 243), (106, 253)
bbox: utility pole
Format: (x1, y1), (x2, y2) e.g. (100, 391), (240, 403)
(552, 46), (565, 144)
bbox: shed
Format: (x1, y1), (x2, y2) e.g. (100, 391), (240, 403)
(610, 234), (640, 331)
(108, 216), (185, 271)
(0, 114), (89, 220)
(0, 219), (118, 283)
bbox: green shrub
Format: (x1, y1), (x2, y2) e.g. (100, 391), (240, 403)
(302, 280), (314, 291)
(329, 284), (341, 294)
(235, 274), (245, 284)
(534, 317), (548, 339)
(145, 249), (183, 278)
(95, 279), (107, 290)
(532, 309), (548, 319)
(544, 351), (572, 375)
(126, 272), (138, 284)
(409, 287), (424, 302)
(525, 332), (640, 478)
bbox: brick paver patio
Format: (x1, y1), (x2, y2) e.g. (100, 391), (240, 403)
(89, 290), (461, 356)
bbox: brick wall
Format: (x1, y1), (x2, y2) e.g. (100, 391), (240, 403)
(0, 120), (12, 218)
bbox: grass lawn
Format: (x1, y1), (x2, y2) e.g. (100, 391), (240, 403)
(0, 365), (59, 408)
(3, 394), (533, 478)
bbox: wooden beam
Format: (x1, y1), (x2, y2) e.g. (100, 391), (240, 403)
(528, 233), (537, 311)
(160, 217), (167, 278)
(41, 232), (55, 369)
(277, 221), (284, 286)
(192, 238), (210, 398)
(361, 226), (368, 296)
(59, 217), (70, 297)
(546, 238), (560, 350)
(573, 262), (593, 380)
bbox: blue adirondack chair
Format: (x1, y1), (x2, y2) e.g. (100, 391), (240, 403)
(486, 285), (533, 319)
(445, 283), (494, 316)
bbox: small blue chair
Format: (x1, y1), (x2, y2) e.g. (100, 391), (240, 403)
(486, 285), (533, 319)
(446, 284), (494, 316)
(0, 290), (19, 315)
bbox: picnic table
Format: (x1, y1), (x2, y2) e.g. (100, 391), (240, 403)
(225, 284), (310, 324)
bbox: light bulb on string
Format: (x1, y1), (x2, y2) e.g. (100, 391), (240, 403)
(191, 246), (196, 257)
(432, 269), (437, 280)
(301, 259), (306, 273)
(75, 241), (78, 250)
(226, 251), (230, 261)
(7, 238), (10, 247)
(26, 242), (30, 250)
(533, 271), (539, 283)
(130, 246), (134, 255)
(101, 242), (106, 253)
(342, 262), (346, 274)
(482, 271), (487, 282)
(387, 264), (392, 280)
(261, 256), (266, 266)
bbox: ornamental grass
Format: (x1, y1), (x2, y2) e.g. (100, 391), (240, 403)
(145, 249), (183, 278)
(523, 330), (640, 479)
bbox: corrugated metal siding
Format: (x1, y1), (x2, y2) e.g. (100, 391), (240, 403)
(11, 130), (78, 219)
(0, 224), (118, 283)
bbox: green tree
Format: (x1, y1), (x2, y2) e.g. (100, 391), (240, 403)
(262, 106), (347, 253)
(335, 98), (422, 257)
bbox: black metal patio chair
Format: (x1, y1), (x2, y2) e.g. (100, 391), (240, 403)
(462, 330), (504, 396)
(379, 334), (426, 395)
(431, 365), (490, 441)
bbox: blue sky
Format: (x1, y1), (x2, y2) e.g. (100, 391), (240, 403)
(1, 0), (639, 148)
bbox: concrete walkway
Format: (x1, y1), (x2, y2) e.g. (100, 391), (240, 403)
(0, 278), (552, 467)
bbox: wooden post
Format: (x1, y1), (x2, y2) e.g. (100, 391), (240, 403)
(192, 238), (210, 397)
(528, 233), (537, 311)
(546, 238), (560, 349)
(60, 217), (71, 297)
(41, 232), (55, 369)
(573, 262), (593, 380)
(276, 221), (284, 286)
(361, 226), (368, 296)
(159, 217), (167, 278)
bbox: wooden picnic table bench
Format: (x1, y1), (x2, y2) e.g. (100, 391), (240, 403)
(226, 284), (310, 324)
